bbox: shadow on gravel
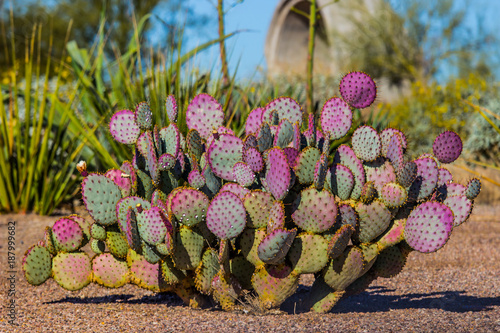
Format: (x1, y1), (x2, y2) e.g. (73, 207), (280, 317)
(44, 292), (185, 306)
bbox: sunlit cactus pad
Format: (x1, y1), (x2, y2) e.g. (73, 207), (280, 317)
(23, 72), (480, 314)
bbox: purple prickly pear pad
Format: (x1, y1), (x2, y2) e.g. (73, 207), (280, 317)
(109, 110), (141, 144)
(186, 93), (225, 139)
(433, 131), (462, 164)
(266, 148), (291, 201)
(339, 71), (377, 109)
(206, 191), (246, 239)
(321, 97), (352, 140)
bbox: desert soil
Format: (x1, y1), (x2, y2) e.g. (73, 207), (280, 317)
(0, 204), (499, 332)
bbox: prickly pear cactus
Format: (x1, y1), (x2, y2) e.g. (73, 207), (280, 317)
(23, 72), (480, 314)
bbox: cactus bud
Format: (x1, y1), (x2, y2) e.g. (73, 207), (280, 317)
(136, 203), (143, 214)
(76, 160), (88, 177)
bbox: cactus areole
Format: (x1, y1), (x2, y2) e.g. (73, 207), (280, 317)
(23, 72), (479, 313)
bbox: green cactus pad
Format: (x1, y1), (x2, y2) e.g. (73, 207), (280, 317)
(323, 246), (364, 291)
(211, 272), (241, 311)
(90, 223), (107, 241)
(116, 196), (151, 231)
(294, 147), (321, 185)
(161, 256), (186, 285)
(186, 93), (224, 139)
(22, 245), (52, 286)
(359, 243), (378, 275)
(207, 133), (244, 181)
(233, 162), (256, 187)
(106, 230), (129, 259)
(187, 129), (203, 161)
(195, 248), (219, 294)
(444, 195), (473, 227)
(292, 187), (337, 233)
(364, 158), (397, 192)
(373, 246), (407, 278)
(330, 164), (355, 200)
(344, 269), (377, 296)
(376, 218), (405, 252)
(159, 123), (180, 158)
(251, 264), (299, 310)
(127, 250), (169, 292)
(360, 181), (376, 203)
(188, 168), (206, 189)
(327, 225), (355, 259)
(44, 227), (56, 255)
(355, 200), (392, 243)
(238, 228), (266, 266)
(92, 253), (129, 288)
(257, 228), (297, 265)
(137, 131), (159, 183)
(90, 239), (106, 254)
(333, 145), (366, 199)
(141, 241), (161, 264)
(274, 119), (294, 148)
(135, 101), (153, 130)
(52, 217), (84, 252)
(52, 252), (91, 291)
(257, 122), (273, 152)
(206, 191), (246, 239)
(109, 109), (141, 144)
(408, 157), (439, 201)
(82, 174), (122, 226)
(320, 97), (352, 141)
(265, 147), (291, 200)
(137, 207), (167, 245)
(307, 276), (345, 313)
(170, 187), (209, 227)
(172, 226), (205, 270)
(267, 200), (286, 233)
(288, 233), (329, 274)
(465, 178), (481, 200)
(158, 153), (176, 171)
(380, 182), (407, 208)
(230, 256), (255, 290)
(352, 126), (381, 162)
(136, 169), (154, 200)
(202, 164), (222, 194)
(397, 161), (418, 188)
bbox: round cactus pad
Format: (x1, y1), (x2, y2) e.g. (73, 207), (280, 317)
(465, 178), (481, 200)
(262, 97), (303, 126)
(52, 252), (92, 291)
(364, 158), (397, 193)
(166, 94), (178, 123)
(437, 168), (453, 186)
(92, 253), (129, 288)
(380, 128), (407, 156)
(90, 223), (106, 241)
(409, 157), (439, 201)
(433, 131), (462, 164)
(355, 200), (392, 243)
(135, 102), (153, 129)
(243, 190), (274, 228)
(233, 162), (255, 187)
(352, 126), (381, 162)
(337, 204), (359, 229)
(295, 147), (321, 185)
(274, 119), (294, 148)
(444, 195), (473, 227)
(266, 148), (291, 200)
(244, 146), (264, 173)
(23, 245), (52, 286)
(171, 187), (209, 227)
(386, 133), (404, 172)
(220, 182), (251, 200)
(288, 233), (329, 274)
(292, 187), (337, 233)
(251, 264), (299, 310)
(128, 250), (168, 292)
(172, 226), (205, 270)
(206, 191), (246, 239)
(339, 71), (377, 109)
(245, 107), (264, 136)
(106, 230), (129, 259)
(188, 169), (206, 189)
(333, 145), (366, 199)
(257, 228), (297, 264)
(404, 201), (454, 253)
(82, 174), (122, 226)
(397, 161), (418, 188)
(52, 217), (84, 252)
(109, 109), (141, 144)
(207, 133), (244, 181)
(137, 206), (168, 245)
(186, 93), (224, 139)
(330, 164), (355, 200)
(321, 97), (352, 140)
(380, 183), (408, 208)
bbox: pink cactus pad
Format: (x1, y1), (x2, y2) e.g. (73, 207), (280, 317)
(188, 168), (206, 189)
(437, 167), (453, 186)
(380, 182), (407, 208)
(339, 71), (377, 109)
(244, 147), (264, 173)
(321, 97), (352, 140)
(109, 109), (141, 144)
(444, 195), (473, 227)
(262, 97), (303, 126)
(206, 191), (246, 239)
(52, 217), (84, 252)
(433, 131), (463, 164)
(409, 157), (439, 201)
(207, 133), (244, 181)
(292, 187), (338, 233)
(220, 183), (251, 200)
(283, 147), (300, 169)
(166, 94), (178, 123)
(386, 133), (404, 172)
(186, 93), (225, 139)
(105, 169), (132, 196)
(170, 187), (209, 227)
(352, 126), (381, 162)
(52, 252), (92, 291)
(380, 128), (407, 156)
(266, 148), (291, 200)
(137, 206), (168, 245)
(233, 162), (256, 187)
(245, 107), (264, 136)
(92, 253), (129, 288)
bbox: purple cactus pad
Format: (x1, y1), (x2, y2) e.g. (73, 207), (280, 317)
(266, 148), (291, 200)
(243, 147), (264, 173)
(339, 71), (377, 109)
(166, 94), (178, 123)
(262, 97), (303, 126)
(206, 191), (246, 239)
(320, 97), (352, 140)
(109, 110), (141, 144)
(433, 131), (463, 164)
(245, 107), (264, 136)
(207, 133), (244, 181)
(186, 93), (225, 139)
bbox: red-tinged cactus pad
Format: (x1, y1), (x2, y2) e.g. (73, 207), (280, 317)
(323, 246), (365, 291)
(206, 191), (246, 239)
(274, 119), (294, 148)
(380, 182), (408, 208)
(52, 252), (92, 291)
(243, 190), (274, 228)
(294, 147), (321, 185)
(238, 228), (267, 266)
(288, 233), (329, 274)
(397, 161), (418, 188)
(230, 256), (255, 290)
(292, 187), (338, 233)
(92, 253), (129, 288)
(195, 248), (219, 294)
(105, 168), (132, 197)
(23, 245), (52, 286)
(355, 200), (392, 243)
(220, 183), (251, 200)
(135, 102), (153, 130)
(466, 178), (481, 200)
(437, 167), (453, 186)
(244, 147), (264, 173)
(166, 94), (178, 123)
(320, 97), (352, 140)
(444, 195), (473, 227)
(327, 225), (355, 259)
(82, 174), (122, 226)
(186, 93), (224, 139)
(172, 226), (205, 270)
(364, 158), (397, 192)
(408, 157), (439, 201)
(266, 148), (291, 200)
(374, 246), (407, 278)
(283, 147), (300, 169)
(257, 228), (297, 265)
(386, 133), (404, 172)
(433, 131), (463, 164)
(330, 164), (355, 200)
(51, 217), (84, 252)
(233, 162), (255, 187)
(207, 134), (244, 181)
(158, 153), (176, 171)
(245, 107), (264, 136)
(257, 122), (273, 152)
(170, 188), (209, 227)
(380, 128), (407, 156)
(187, 129), (203, 160)
(128, 250), (169, 292)
(262, 97), (303, 126)
(161, 257), (186, 285)
(188, 168), (206, 189)
(68, 215), (91, 242)
(90, 223), (107, 241)
(106, 230), (129, 259)
(339, 71), (377, 109)
(404, 201), (454, 253)
(352, 126), (381, 162)
(267, 201), (286, 233)
(137, 207), (167, 245)
(251, 264), (299, 310)
(109, 110), (141, 144)
(333, 145), (366, 199)
(377, 218), (405, 251)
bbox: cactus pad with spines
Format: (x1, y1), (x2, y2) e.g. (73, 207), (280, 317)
(170, 188), (209, 227)
(327, 225), (355, 259)
(166, 94), (178, 123)
(257, 228), (297, 265)
(52, 217), (84, 252)
(109, 110), (141, 144)
(244, 146), (264, 173)
(52, 252), (92, 291)
(245, 107), (264, 136)
(266, 148), (291, 200)
(243, 190), (273, 228)
(274, 119), (294, 148)
(292, 187), (337, 233)
(352, 126), (381, 162)
(380, 128), (407, 156)
(22, 245), (52, 286)
(92, 253), (129, 288)
(444, 195), (473, 227)
(195, 248), (219, 294)
(465, 178), (481, 200)
(136, 206), (167, 245)
(294, 147), (321, 185)
(251, 264), (299, 310)
(333, 145), (366, 199)
(263, 97), (303, 126)
(207, 191), (246, 239)
(323, 246), (364, 291)
(355, 200), (392, 243)
(128, 250), (169, 292)
(207, 134), (244, 181)
(219, 183), (250, 200)
(339, 71), (377, 109)
(433, 131), (462, 164)
(267, 201), (286, 233)
(288, 233), (329, 274)
(172, 226), (205, 270)
(82, 174), (122, 226)
(135, 102), (153, 129)
(409, 157), (439, 201)
(380, 182), (407, 208)
(397, 161), (418, 188)
(90, 223), (107, 241)
(233, 162), (255, 187)
(320, 97), (352, 140)
(186, 93), (224, 139)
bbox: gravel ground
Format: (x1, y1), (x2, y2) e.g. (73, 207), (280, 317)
(1, 205), (499, 332)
